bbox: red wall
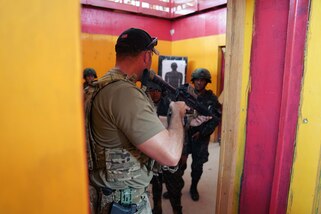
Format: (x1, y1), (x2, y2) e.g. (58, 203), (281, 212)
(240, 1), (291, 213)
(80, 3), (227, 147)
(81, 5), (226, 40)
(172, 7), (226, 41)
(81, 6), (172, 40)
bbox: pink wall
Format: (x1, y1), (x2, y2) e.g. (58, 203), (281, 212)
(269, 0), (310, 213)
(239, 0), (309, 213)
(172, 7), (226, 41)
(81, 6), (172, 40)
(81, 5), (226, 40)
(240, 1), (290, 213)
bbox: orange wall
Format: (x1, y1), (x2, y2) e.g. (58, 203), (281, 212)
(81, 33), (225, 93)
(81, 33), (172, 78)
(81, 33), (226, 92)
(172, 35), (226, 93)
(1, 1), (88, 213)
(81, 5), (226, 95)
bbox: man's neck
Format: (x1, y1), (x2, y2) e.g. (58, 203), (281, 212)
(114, 63), (139, 82)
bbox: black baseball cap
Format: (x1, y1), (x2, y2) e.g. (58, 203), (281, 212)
(115, 28), (159, 55)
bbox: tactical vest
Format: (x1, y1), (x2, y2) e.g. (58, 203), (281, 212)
(84, 68), (153, 182)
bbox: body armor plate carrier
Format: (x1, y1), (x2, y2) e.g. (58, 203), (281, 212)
(84, 68), (153, 182)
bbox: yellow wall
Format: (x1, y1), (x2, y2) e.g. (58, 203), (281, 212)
(0, 1), (88, 213)
(81, 32), (225, 142)
(233, 0), (254, 212)
(172, 34), (226, 94)
(172, 35), (226, 142)
(81, 33), (172, 78)
(287, 0), (321, 213)
(82, 34), (116, 78)
(81, 33), (225, 95)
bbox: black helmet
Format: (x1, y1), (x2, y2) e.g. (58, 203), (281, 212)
(191, 68), (211, 83)
(83, 68), (97, 79)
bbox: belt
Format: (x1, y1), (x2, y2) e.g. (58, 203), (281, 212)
(101, 187), (147, 205)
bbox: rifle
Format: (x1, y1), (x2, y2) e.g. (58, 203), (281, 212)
(142, 69), (221, 123)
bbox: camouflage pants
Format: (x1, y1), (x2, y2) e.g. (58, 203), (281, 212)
(89, 185), (152, 214)
(89, 184), (99, 214)
(135, 193), (152, 214)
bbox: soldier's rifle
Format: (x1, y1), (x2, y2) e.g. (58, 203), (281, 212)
(141, 69), (221, 123)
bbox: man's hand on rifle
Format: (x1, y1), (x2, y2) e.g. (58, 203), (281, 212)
(190, 115), (212, 127)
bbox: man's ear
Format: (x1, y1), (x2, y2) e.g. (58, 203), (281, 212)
(143, 51), (149, 65)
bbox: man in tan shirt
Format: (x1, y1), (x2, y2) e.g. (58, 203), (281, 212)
(89, 28), (188, 214)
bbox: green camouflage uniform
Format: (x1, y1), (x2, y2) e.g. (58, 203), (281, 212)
(86, 68), (165, 213)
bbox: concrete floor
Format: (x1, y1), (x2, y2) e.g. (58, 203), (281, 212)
(148, 142), (220, 214)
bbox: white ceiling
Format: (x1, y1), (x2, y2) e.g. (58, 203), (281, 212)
(81, 0), (227, 19)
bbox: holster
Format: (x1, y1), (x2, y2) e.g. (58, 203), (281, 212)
(98, 187), (144, 214)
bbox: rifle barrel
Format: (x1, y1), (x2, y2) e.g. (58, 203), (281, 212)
(146, 69), (177, 94)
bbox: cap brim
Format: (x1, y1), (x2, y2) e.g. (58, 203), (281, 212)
(150, 37), (158, 46)
(152, 47), (160, 56)
(146, 37), (158, 51)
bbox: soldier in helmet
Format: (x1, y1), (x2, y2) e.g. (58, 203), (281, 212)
(145, 76), (214, 214)
(163, 68), (221, 213)
(83, 67), (97, 89)
(145, 80), (170, 214)
(187, 68), (221, 200)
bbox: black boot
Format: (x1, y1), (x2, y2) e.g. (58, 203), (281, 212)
(152, 205), (162, 214)
(168, 192), (183, 214)
(189, 180), (199, 201)
(172, 205), (183, 214)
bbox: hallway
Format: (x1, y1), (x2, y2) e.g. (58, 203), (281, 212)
(149, 142), (220, 214)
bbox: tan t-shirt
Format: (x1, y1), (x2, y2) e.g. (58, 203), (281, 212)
(90, 76), (165, 189)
